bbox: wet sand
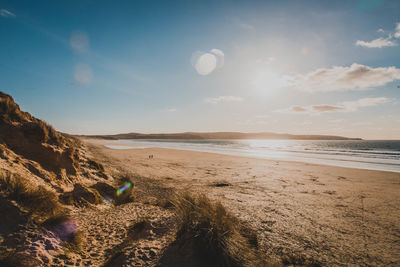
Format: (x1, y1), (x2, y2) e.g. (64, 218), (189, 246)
(86, 139), (400, 266)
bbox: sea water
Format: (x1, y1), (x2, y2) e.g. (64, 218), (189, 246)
(106, 139), (400, 173)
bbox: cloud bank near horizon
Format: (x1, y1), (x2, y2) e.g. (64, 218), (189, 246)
(290, 63), (400, 92)
(205, 95), (244, 104)
(277, 97), (392, 114)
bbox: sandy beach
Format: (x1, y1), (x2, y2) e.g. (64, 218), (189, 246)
(85, 138), (400, 266)
(3, 1), (400, 266)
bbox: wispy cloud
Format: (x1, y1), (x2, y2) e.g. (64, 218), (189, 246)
(291, 106), (308, 112)
(0, 14), (147, 89)
(239, 22), (254, 30)
(205, 96), (243, 104)
(356, 37), (396, 48)
(395, 22), (400, 38)
(341, 97), (391, 111)
(276, 105), (341, 114)
(277, 97), (391, 114)
(232, 18), (255, 31)
(353, 121), (373, 126)
(356, 22), (400, 48)
(311, 105), (344, 112)
(238, 115), (278, 126)
(291, 63), (400, 92)
(254, 114), (271, 119)
(329, 119), (344, 123)
(0, 9), (16, 18)
(295, 120), (313, 126)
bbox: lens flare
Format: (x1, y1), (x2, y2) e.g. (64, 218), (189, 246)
(116, 182), (132, 196)
(191, 49), (224, 76)
(195, 53), (217, 75)
(70, 31), (89, 53)
(51, 220), (78, 242)
(74, 63), (93, 85)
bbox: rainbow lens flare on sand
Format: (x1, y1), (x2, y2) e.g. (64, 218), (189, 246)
(116, 182), (132, 196)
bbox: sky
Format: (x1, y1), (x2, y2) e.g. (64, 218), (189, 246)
(0, 0), (400, 139)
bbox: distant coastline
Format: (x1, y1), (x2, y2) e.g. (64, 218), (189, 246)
(102, 139), (400, 173)
(80, 131), (362, 141)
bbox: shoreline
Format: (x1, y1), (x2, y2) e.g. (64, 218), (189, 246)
(86, 138), (400, 266)
(93, 138), (400, 174)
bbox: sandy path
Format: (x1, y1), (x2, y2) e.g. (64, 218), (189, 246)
(51, 202), (174, 266)
(85, 139), (400, 266)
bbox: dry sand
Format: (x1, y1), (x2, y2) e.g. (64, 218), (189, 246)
(85, 139), (400, 266)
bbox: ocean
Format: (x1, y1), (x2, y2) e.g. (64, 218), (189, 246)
(106, 139), (400, 173)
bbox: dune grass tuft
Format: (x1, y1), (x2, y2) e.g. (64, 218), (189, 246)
(163, 192), (264, 266)
(0, 92), (32, 122)
(0, 170), (61, 218)
(127, 217), (152, 240)
(41, 213), (72, 228)
(64, 230), (85, 253)
(37, 120), (62, 144)
(154, 198), (175, 209)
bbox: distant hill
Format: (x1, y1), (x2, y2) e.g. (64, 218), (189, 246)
(83, 132), (362, 140)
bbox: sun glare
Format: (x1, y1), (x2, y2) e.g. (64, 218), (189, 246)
(251, 68), (291, 95)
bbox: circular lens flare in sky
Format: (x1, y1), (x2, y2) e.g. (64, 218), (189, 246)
(192, 49), (224, 76)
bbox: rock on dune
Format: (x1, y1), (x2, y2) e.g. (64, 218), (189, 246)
(60, 183), (104, 206)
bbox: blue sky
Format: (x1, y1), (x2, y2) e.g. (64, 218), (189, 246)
(0, 0), (399, 139)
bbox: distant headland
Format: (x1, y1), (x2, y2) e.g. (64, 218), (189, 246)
(81, 132), (362, 140)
